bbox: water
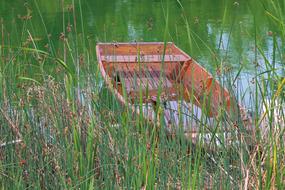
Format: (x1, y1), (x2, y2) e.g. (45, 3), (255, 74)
(2, 0), (283, 68)
(0, 0), (284, 86)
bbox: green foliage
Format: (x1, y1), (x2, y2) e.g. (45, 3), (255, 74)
(0, 0), (284, 189)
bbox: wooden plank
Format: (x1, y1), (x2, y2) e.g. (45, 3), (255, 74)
(121, 70), (132, 93)
(140, 69), (149, 89)
(101, 54), (188, 63)
(144, 68), (157, 91)
(150, 66), (172, 89)
(97, 43), (185, 56)
(126, 65), (138, 91)
(148, 66), (160, 89)
(134, 69), (146, 91)
(103, 61), (178, 75)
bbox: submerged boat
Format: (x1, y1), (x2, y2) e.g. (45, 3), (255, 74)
(96, 42), (252, 144)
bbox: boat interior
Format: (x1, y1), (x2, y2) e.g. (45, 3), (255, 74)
(97, 43), (239, 137)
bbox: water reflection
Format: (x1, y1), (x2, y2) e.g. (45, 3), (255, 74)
(0, 0), (283, 73)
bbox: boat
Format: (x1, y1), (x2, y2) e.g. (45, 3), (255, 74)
(96, 42), (253, 144)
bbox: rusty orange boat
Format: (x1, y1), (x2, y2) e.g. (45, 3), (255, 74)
(96, 42), (252, 143)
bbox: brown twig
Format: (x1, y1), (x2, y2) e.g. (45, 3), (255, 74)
(0, 108), (22, 138)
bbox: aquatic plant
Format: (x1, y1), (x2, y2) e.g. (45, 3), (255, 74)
(0, 0), (284, 189)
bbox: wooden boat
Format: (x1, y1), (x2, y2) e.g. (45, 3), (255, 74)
(96, 42), (253, 144)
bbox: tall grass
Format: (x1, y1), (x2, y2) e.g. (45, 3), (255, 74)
(0, 0), (284, 189)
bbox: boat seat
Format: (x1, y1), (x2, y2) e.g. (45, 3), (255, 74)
(102, 54), (187, 63)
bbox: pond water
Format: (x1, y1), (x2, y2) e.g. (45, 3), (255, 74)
(0, 0), (283, 80)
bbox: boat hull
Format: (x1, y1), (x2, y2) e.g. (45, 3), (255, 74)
(96, 42), (253, 144)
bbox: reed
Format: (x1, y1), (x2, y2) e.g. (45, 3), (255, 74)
(0, 0), (284, 189)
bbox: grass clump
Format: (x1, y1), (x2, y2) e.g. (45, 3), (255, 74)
(0, 0), (284, 189)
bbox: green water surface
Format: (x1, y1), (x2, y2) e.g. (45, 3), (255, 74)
(0, 0), (284, 76)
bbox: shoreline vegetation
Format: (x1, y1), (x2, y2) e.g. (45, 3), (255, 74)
(0, 0), (284, 189)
